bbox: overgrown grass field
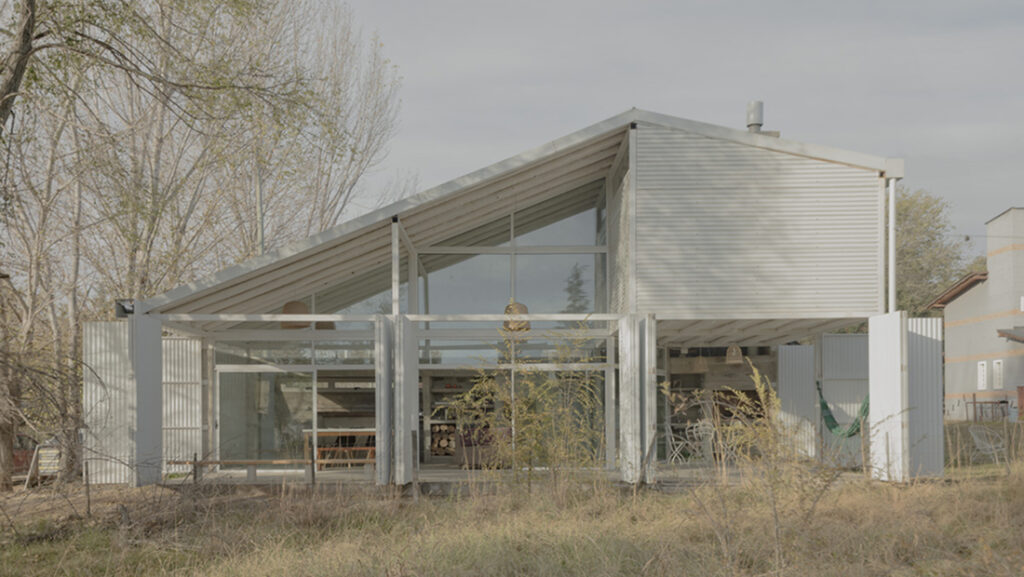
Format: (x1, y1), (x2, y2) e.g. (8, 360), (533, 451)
(2, 463), (1024, 577)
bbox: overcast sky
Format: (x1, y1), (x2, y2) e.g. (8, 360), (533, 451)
(348, 0), (1024, 256)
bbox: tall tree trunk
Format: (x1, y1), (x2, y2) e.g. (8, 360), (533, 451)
(0, 0), (36, 133)
(0, 298), (18, 491)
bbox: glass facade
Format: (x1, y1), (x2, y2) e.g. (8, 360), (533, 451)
(218, 372), (313, 467)
(208, 188), (613, 470)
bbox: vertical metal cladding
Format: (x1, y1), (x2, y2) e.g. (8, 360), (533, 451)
(777, 345), (817, 458)
(907, 318), (944, 477)
(162, 337), (202, 474)
(821, 335), (869, 465)
(83, 321), (134, 484)
(633, 123), (884, 317)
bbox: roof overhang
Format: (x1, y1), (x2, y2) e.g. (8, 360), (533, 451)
(997, 327), (1024, 344)
(657, 317), (865, 348)
(927, 272), (988, 310)
(141, 107), (901, 322)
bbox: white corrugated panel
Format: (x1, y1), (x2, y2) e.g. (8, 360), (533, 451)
(869, 312), (908, 482)
(83, 322), (134, 485)
(777, 345), (817, 458)
(162, 338), (202, 474)
(634, 123), (884, 317)
(907, 318), (944, 477)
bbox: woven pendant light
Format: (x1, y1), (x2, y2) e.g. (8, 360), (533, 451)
(503, 301), (530, 333)
(725, 343), (743, 365)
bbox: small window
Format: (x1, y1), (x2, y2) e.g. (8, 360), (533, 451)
(977, 361), (988, 391)
(1019, 296), (1024, 312)
(993, 360), (1004, 390)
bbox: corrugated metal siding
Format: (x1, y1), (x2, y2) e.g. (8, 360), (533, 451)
(162, 338), (202, 474)
(83, 322), (134, 485)
(821, 335), (869, 466)
(907, 318), (944, 477)
(777, 345), (817, 458)
(869, 312), (908, 482)
(633, 123), (884, 317)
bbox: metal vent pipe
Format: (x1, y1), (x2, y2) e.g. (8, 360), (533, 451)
(746, 101), (764, 132)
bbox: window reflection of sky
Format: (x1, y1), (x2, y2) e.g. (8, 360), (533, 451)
(309, 202), (605, 317)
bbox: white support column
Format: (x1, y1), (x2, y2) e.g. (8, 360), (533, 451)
(887, 178), (897, 313)
(391, 218), (401, 317)
(374, 315), (393, 485)
(132, 312), (163, 486)
(408, 252), (419, 314)
(618, 315), (641, 484)
(641, 314), (658, 484)
(869, 311), (908, 481)
(393, 315), (418, 485)
(604, 335), (617, 469)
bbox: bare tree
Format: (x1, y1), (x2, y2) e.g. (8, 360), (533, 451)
(0, 0), (402, 487)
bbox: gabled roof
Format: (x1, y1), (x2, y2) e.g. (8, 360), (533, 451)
(141, 108), (900, 319)
(927, 272), (988, 310)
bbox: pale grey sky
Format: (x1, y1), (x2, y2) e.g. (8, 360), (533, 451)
(349, 0), (1024, 256)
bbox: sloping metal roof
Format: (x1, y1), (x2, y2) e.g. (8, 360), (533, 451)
(142, 108), (899, 319)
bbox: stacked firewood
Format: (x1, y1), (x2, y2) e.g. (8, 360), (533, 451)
(430, 424), (457, 456)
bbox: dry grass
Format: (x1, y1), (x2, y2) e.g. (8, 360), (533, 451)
(2, 465), (1024, 577)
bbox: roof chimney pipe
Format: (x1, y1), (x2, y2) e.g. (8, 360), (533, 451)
(746, 101), (763, 133)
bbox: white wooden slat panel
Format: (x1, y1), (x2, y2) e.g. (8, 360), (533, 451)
(83, 322), (134, 485)
(634, 124), (884, 317)
(162, 338), (203, 474)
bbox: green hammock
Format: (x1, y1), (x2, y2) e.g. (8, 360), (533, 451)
(816, 380), (869, 438)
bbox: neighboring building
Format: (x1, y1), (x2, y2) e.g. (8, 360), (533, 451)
(83, 106), (919, 486)
(929, 208), (1024, 421)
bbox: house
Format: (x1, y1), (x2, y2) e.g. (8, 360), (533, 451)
(929, 208), (1024, 421)
(83, 104), (934, 486)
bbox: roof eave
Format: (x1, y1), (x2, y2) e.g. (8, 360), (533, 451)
(927, 272), (989, 310)
(141, 107), (901, 314)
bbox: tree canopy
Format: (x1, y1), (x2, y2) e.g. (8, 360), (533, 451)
(895, 186), (979, 315)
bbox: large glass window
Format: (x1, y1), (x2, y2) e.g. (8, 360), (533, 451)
(515, 254), (605, 314)
(423, 254), (510, 314)
(218, 372), (313, 467)
(515, 207), (598, 246)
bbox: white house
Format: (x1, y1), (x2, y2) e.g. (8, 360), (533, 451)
(83, 105), (940, 486)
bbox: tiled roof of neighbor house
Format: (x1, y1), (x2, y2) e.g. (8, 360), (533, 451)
(997, 327), (1024, 344)
(927, 272), (988, 310)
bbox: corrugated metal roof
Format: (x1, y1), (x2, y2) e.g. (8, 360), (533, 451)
(141, 108), (900, 321)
